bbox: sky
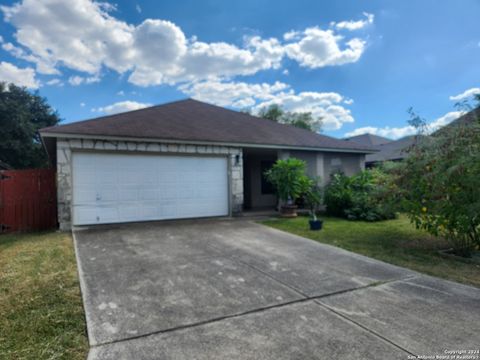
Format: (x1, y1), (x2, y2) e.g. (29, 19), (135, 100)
(0, 0), (479, 139)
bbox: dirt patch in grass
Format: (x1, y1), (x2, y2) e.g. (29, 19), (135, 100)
(0, 231), (88, 359)
(261, 214), (480, 288)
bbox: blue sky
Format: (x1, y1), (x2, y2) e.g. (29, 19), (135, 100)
(0, 0), (479, 139)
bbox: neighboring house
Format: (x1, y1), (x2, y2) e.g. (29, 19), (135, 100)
(347, 108), (480, 167)
(362, 135), (422, 167)
(40, 99), (375, 230)
(344, 133), (392, 148)
(344, 132), (411, 167)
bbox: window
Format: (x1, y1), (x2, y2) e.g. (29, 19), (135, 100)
(260, 160), (275, 195)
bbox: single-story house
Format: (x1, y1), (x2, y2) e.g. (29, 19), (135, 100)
(357, 135), (422, 167)
(344, 133), (392, 148)
(344, 132), (412, 167)
(40, 99), (375, 230)
(346, 108), (480, 167)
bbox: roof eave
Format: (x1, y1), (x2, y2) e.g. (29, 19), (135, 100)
(40, 131), (377, 154)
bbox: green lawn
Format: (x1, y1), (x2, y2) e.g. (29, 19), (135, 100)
(0, 231), (88, 360)
(261, 214), (480, 288)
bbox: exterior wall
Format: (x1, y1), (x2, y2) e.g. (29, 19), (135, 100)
(56, 138), (243, 231)
(323, 153), (366, 180)
(289, 150), (365, 185)
(289, 150), (319, 178)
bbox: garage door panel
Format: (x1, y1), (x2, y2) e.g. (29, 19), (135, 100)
(74, 207), (97, 224)
(72, 153), (229, 225)
(73, 189), (97, 204)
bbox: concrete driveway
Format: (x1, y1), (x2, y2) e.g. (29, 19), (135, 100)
(73, 219), (480, 360)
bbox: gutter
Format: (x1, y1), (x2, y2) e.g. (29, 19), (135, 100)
(39, 132), (378, 154)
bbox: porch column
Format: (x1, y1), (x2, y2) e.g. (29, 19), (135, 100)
(316, 152), (326, 186)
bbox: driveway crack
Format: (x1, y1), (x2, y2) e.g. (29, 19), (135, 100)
(315, 300), (416, 357)
(90, 275), (417, 349)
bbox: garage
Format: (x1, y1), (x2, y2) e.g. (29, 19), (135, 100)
(72, 152), (229, 225)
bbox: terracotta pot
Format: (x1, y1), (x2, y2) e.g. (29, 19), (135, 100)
(280, 204), (298, 218)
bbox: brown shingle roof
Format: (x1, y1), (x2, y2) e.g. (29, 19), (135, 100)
(40, 99), (375, 153)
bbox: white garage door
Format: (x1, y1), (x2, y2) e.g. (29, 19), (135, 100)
(72, 152), (229, 225)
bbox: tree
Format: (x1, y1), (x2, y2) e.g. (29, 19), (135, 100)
(257, 104), (323, 132)
(258, 104), (284, 122)
(0, 83), (60, 169)
(393, 109), (480, 257)
(454, 93), (480, 112)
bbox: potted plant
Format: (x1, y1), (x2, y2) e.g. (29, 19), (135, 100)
(264, 158), (310, 217)
(304, 180), (323, 230)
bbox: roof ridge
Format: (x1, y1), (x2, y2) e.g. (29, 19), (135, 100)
(186, 99), (362, 148)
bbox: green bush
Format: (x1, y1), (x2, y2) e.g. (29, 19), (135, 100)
(393, 113), (480, 257)
(323, 173), (352, 217)
(264, 158), (311, 204)
(324, 170), (396, 221)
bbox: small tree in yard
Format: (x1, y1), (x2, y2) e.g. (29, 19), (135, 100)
(264, 158), (312, 217)
(395, 109), (480, 257)
(303, 181), (322, 221)
(265, 158), (310, 205)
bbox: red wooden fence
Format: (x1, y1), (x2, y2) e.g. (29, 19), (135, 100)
(0, 169), (57, 233)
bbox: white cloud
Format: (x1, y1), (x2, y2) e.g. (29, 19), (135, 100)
(46, 78), (63, 86)
(80, 102), (85, 107)
(1, 0), (134, 75)
(117, 90), (125, 96)
(93, 100), (152, 115)
(428, 111), (465, 129)
(179, 80), (289, 108)
(180, 79), (354, 130)
(334, 12), (374, 31)
(284, 28), (366, 68)
(449, 87), (480, 101)
(344, 98), (354, 105)
(0, 61), (39, 88)
(344, 111), (464, 139)
(1, 0), (371, 86)
(135, 4), (142, 13)
(68, 75), (100, 86)
(1, 41), (59, 75)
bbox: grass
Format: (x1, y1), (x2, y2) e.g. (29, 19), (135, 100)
(0, 231), (88, 360)
(261, 214), (480, 288)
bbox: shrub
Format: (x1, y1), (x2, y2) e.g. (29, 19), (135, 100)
(324, 170), (396, 221)
(323, 173), (352, 217)
(394, 113), (480, 257)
